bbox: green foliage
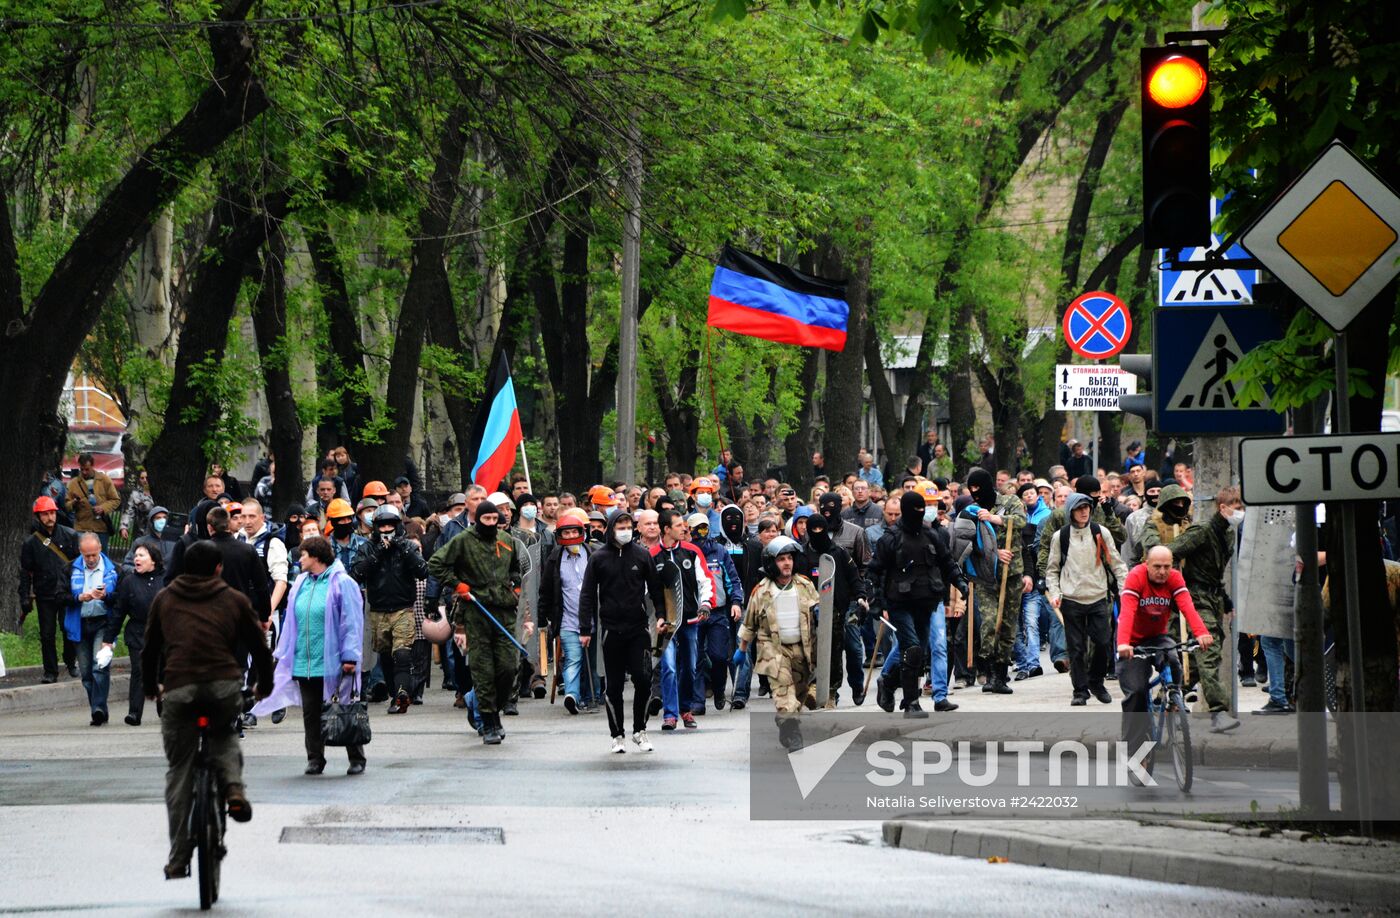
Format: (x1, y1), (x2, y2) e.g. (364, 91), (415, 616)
(180, 352), (258, 466)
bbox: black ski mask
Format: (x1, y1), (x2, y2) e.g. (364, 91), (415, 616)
(720, 505), (745, 544)
(898, 490), (926, 535)
(967, 468), (995, 509)
(807, 511), (833, 553)
(818, 492), (844, 532)
(475, 511), (499, 541)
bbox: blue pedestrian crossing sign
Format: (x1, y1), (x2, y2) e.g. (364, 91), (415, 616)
(1158, 196), (1259, 306)
(1154, 307), (1284, 435)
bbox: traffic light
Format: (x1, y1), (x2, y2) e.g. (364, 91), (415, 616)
(1118, 353), (1155, 429)
(1141, 45), (1210, 250)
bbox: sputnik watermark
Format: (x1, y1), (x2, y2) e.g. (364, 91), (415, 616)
(865, 740), (1155, 788)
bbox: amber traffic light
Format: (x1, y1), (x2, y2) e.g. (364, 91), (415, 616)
(1141, 45), (1211, 250)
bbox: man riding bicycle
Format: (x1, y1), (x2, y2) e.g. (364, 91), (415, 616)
(142, 541), (274, 880)
(1116, 545), (1213, 752)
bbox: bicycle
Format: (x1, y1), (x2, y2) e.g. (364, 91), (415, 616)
(190, 713), (226, 910)
(1131, 639), (1200, 793)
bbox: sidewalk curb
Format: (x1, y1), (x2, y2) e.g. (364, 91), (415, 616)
(0, 675), (131, 716)
(881, 820), (1397, 907)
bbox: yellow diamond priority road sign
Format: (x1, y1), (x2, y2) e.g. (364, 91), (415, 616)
(1241, 141), (1400, 331)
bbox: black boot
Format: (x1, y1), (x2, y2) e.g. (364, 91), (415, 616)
(483, 712), (504, 745)
(989, 663), (1013, 695)
(777, 717), (804, 752)
(876, 676), (896, 713)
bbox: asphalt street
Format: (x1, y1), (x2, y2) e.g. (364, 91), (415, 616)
(0, 660), (1341, 916)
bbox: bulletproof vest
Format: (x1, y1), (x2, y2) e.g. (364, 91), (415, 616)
(886, 528), (943, 605)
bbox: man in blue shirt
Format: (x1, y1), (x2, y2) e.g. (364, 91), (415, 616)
(69, 533), (119, 725)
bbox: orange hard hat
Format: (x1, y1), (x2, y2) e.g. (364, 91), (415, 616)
(325, 498), (354, 520)
(361, 480), (390, 498)
(586, 485), (618, 507)
(688, 479), (717, 494)
(32, 496), (58, 514)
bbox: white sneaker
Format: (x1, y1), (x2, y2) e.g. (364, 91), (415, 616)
(632, 730), (653, 752)
(611, 736), (627, 754)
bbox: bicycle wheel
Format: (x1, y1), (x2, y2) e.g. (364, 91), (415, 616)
(195, 770), (217, 910)
(1167, 698), (1193, 793)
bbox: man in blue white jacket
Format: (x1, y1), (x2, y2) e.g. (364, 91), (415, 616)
(69, 533), (120, 726)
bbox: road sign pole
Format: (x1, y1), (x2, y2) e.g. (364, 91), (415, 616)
(1290, 395), (1329, 816)
(1333, 332), (1372, 832)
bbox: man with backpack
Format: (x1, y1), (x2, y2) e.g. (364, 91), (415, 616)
(867, 489), (965, 717)
(1045, 493), (1129, 706)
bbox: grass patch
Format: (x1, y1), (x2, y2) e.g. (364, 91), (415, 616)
(1, 613), (128, 669)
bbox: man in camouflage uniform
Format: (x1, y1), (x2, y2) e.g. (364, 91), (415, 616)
(1141, 484), (1242, 733)
(428, 501), (526, 745)
(737, 536), (818, 749)
(966, 469), (1026, 694)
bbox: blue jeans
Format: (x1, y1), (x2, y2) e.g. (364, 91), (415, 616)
(560, 629), (600, 706)
(699, 616), (733, 701)
(1013, 590), (1065, 670)
(661, 622), (700, 719)
(75, 617), (110, 716)
(880, 605), (949, 702)
(1260, 636), (1294, 707)
(731, 644), (754, 702)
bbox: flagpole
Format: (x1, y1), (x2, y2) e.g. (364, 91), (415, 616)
(519, 439), (533, 494)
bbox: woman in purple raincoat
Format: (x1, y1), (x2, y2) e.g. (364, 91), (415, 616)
(252, 536), (366, 775)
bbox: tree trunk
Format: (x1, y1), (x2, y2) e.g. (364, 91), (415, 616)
(819, 235), (872, 482)
(946, 302), (978, 473)
(305, 221), (372, 451)
(782, 348), (821, 493)
(649, 343), (701, 477)
(355, 107), (468, 486)
(0, 3), (268, 631)
(250, 232), (304, 518)
(145, 191), (282, 512)
(126, 207), (176, 452)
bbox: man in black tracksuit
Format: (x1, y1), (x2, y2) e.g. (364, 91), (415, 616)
(353, 506), (430, 713)
(802, 512), (866, 707)
(578, 511), (668, 750)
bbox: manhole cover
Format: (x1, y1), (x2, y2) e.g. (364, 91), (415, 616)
(280, 826), (504, 845)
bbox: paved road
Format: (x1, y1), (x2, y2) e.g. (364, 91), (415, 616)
(0, 662), (1337, 917)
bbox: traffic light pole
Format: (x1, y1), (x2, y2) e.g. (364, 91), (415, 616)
(1332, 332), (1373, 833)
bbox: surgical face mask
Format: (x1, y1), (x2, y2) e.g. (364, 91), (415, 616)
(696, 493), (713, 508)
(522, 505), (538, 521)
(361, 512), (374, 526)
(1229, 508), (1246, 527)
(153, 518), (167, 534)
(614, 529), (633, 545)
(923, 507), (938, 524)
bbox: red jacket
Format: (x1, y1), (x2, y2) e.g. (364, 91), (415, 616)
(1117, 564), (1209, 647)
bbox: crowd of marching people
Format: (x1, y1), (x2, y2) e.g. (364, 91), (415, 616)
(19, 436), (1306, 877)
(20, 433), (1293, 752)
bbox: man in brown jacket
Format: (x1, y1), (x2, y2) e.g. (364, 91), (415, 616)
(141, 541), (273, 880)
(65, 453), (121, 551)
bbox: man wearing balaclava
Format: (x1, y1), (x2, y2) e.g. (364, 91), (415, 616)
(428, 501), (525, 745)
(866, 489), (965, 716)
(801, 511), (867, 708)
(1122, 477), (1166, 565)
(815, 491), (873, 704)
(965, 467), (1027, 695)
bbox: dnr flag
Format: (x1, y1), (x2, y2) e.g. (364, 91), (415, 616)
(706, 245), (849, 351)
(466, 351), (524, 494)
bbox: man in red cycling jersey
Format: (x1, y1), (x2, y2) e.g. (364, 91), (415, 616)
(1116, 545), (1214, 752)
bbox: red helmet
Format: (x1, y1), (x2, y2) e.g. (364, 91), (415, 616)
(32, 496), (58, 514)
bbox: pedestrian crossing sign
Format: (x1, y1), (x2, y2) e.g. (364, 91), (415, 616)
(1153, 307), (1284, 435)
(1158, 196), (1258, 307)
(1165, 314), (1270, 411)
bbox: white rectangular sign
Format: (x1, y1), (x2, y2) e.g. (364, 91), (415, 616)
(1054, 364), (1135, 412)
(1240, 433), (1400, 505)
